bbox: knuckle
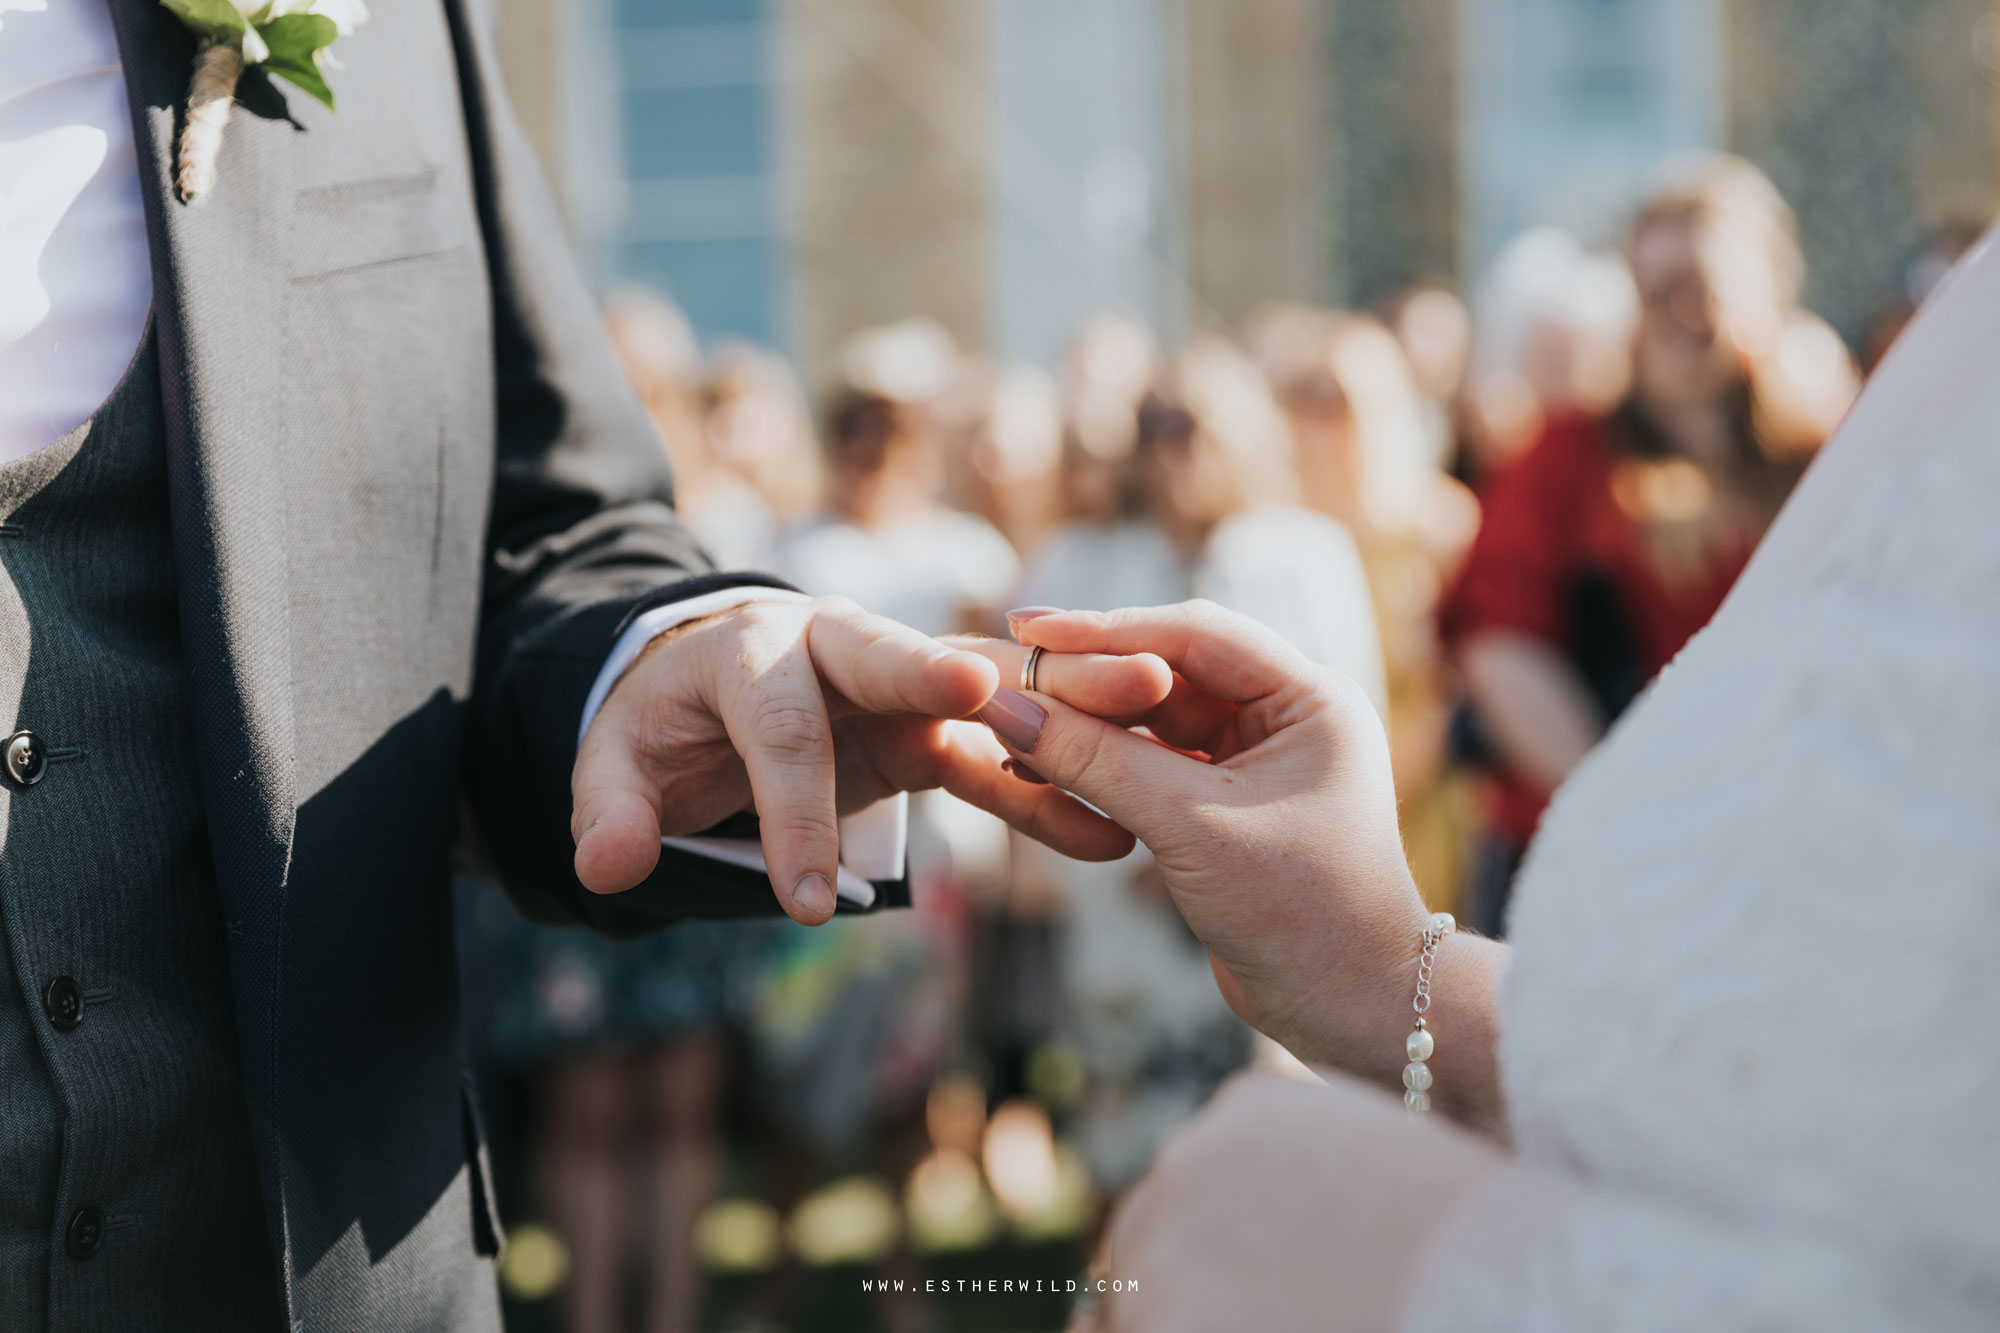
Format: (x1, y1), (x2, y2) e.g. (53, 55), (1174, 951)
(777, 801), (842, 843)
(1102, 605), (1145, 632)
(748, 698), (830, 757)
(729, 599), (796, 638)
(810, 594), (861, 619)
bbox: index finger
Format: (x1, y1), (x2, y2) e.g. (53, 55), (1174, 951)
(1013, 601), (1307, 705)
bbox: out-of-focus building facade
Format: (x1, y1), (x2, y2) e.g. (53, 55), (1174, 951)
(496, 0), (2000, 372)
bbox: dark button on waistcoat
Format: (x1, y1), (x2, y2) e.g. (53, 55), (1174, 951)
(64, 1207), (105, 1261)
(42, 976), (83, 1031)
(4, 730), (45, 787)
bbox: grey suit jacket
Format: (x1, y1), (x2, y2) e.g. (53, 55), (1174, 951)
(97, 0), (897, 1324)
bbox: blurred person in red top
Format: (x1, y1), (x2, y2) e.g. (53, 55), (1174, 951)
(1444, 155), (1860, 936)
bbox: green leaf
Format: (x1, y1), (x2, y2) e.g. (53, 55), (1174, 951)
(159, 0), (247, 42)
(257, 12), (339, 64)
(263, 55), (335, 110)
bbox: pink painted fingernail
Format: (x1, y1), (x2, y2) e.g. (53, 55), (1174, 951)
(1006, 606), (1063, 627)
(1001, 758), (1049, 785)
(794, 873), (836, 918)
(978, 687), (1046, 753)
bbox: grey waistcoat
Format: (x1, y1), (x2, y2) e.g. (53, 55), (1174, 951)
(0, 331), (283, 1330)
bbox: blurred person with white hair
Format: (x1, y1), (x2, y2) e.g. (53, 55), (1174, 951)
(1460, 227), (1639, 480)
(1443, 155), (1859, 936)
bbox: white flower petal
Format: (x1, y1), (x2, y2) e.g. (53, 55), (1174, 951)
(240, 23), (270, 62)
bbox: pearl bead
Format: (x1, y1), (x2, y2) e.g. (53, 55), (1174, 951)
(1402, 1062), (1433, 1092)
(1406, 1028), (1434, 1062)
(1404, 1090), (1431, 1114)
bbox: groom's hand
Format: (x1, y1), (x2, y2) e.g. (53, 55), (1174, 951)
(569, 596), (1166, 924)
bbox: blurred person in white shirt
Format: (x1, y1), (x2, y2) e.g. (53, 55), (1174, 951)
(779, 322), (1019, 636)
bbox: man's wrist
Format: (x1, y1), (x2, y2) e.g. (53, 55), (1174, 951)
(578, 585), (811, 747)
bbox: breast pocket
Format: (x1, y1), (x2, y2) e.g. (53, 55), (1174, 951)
(291, 168), (464, 281)
(281, 159), (489, 656)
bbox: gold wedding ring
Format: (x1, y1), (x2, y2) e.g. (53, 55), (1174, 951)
(1020, 644), (1044, 694)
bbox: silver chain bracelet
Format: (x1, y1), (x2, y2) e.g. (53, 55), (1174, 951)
(1404, 912), (1454, 1114)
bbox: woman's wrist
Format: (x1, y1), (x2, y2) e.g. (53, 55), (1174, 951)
(1278, 925), (1510, 1136)
(1409, 933), (1508, 1133)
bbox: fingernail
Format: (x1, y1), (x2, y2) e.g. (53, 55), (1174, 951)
(1001, 758), (1049, 785)
(1006, 606), (1063, 629)
(978, 687), (1046, 753)
(794, 872), (836, 918)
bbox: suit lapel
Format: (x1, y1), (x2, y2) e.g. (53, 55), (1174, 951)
(103, 0), (301, 1297)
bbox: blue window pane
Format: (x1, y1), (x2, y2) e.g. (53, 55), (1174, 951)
(614, 0), (761, 30)
(624, 85), (767, 179)
(601, 0), (779, 348)
(619, 239), (778, 344)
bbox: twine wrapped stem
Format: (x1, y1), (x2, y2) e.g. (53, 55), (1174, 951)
(177, 38), (243, 203)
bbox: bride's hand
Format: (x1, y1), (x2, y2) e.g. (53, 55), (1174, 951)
(994, 601), (1506, 1117)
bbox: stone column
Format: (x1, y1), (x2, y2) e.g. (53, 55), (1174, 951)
(1324, 0), (1461, 307)
(1724, 0), (2000, 342)
(778, 0), (991, 388)
(1179, 0), (1334, 328)
(1180, 0), (1460, 321)
(1991, 0), (2000, 188)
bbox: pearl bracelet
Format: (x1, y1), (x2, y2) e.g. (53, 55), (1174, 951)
(1403, 912), (1454, 1114)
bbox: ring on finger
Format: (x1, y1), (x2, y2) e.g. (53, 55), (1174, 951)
(1021, 644), (1045, 694)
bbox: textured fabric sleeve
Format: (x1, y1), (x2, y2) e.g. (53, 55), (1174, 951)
(439, 0), (909, 930)
(1400, 1165), (1995, 1333)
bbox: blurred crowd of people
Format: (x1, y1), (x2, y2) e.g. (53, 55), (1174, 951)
(454, 152), (1964, 1332)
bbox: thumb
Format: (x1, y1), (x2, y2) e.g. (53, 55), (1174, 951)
(976, 686), (1200, 831)
(571, 731), (667, 894)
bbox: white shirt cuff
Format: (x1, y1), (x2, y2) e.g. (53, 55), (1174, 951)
(577, 584), (908, 909)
